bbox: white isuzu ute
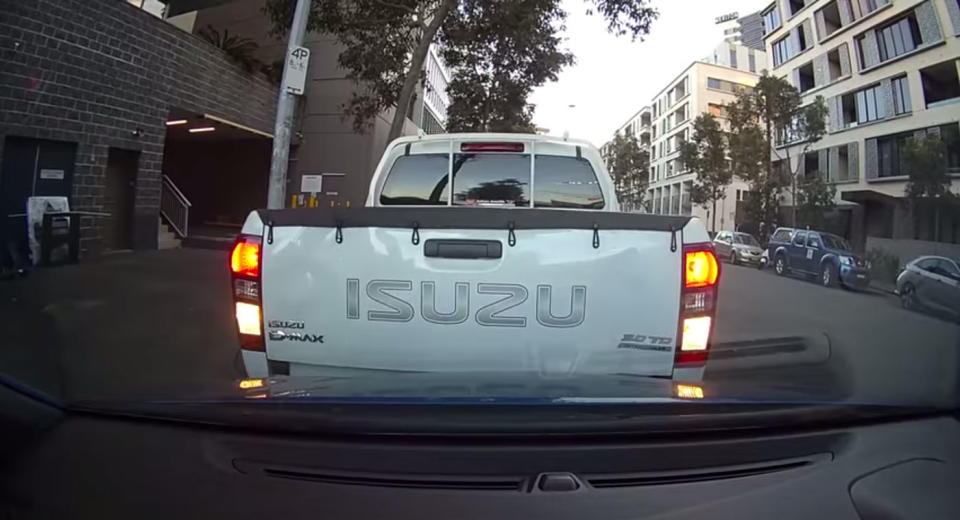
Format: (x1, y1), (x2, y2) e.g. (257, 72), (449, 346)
(230, 134), (719, 381)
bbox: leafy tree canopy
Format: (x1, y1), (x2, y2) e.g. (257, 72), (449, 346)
(263, 0), (658, 138)
(602, 132), (649, 211)
(679, 113), (730, 231)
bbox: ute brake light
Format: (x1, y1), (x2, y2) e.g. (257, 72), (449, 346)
(231, 238), (261, 278)
(230, 234), (264, 351)
(460, 142), (525, 153)
(676, 244), (720, 367)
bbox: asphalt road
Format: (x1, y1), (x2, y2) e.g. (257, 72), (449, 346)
(2, 249), (958, 403)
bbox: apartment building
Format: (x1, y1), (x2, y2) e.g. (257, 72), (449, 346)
(644, 61), (763, 232)
(762, 0), (960, 247)
(611, 106), (653, 148)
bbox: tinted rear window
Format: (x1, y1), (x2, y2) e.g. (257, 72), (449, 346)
(533, 156), (604, 209)
(452, 154), (530, 207)
(379, 154), (449, 205)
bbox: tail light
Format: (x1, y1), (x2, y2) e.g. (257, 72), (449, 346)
(676, 244), (720, 367)
(230, 234), (264, 351)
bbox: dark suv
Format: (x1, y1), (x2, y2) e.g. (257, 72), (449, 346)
(767, 228), (871, 289)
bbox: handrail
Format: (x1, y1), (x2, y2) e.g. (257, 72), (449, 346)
(162, 175), (192, 207)
(160, 176), (191, 238)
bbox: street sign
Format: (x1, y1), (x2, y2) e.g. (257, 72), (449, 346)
(283, 46), (310, 95)
(300, 174), (322, 193)
(39, 169), (64, 180)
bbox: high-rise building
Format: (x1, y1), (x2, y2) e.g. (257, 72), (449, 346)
(716, 10), (767, 50)
(762, 0), (960, 249)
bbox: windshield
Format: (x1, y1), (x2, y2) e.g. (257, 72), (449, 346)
(822, 234), (852, 251)
(1, 0), (958, 436)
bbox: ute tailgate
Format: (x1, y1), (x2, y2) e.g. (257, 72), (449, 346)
(257, 208), (689, 377)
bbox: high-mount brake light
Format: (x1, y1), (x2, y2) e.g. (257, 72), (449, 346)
(460, 142), (525, 153)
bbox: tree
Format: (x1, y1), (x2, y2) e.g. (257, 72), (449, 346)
(796, 172), (836, 229)
(725, 73), (828, 238)
(602, 132), (649, 211)
(678, 113), (730, 232)
(904, 135), (955, 241)
(441, 0), (572, 133)
(264, 0), (658, 139)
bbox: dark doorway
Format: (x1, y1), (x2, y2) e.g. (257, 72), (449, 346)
(103, 148), (139, 251)
(0, 137), (76, 267)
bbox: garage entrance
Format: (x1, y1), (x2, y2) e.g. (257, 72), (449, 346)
(160, 110), (273, 243)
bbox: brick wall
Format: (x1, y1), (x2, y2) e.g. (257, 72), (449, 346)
(0, 0), (277, 252)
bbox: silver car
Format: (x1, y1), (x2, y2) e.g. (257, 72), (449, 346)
(713, 231), (764, 266)
(896, 256), (960, 320)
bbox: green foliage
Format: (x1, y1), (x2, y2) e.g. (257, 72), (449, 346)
(442, 0), (573, 133)
(679, 113), (730, 231)
(263, 0), (658, 137)
(796, 172), (836, 229)
(903, 135), (956, 241)
(904, 135), (953, 202)
(725, 73), (829, 237)
(865, 247), (901, 285)
(602, 132), (649, 211)
(197, 25), (261, 72)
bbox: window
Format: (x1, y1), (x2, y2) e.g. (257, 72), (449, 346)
(818, 1), (842, 39)
(708, 103), (726, 118)
(773, 229), (794, 242)
(763, 6), (782, 34)
(822, 234), (851, 250)
(452, 154), (530, 206)
(730, 48), (738, 69)
(941, 123), (960, 172)
(935, 259), (960, 277)
(855, 85), (881, 123)
(793, 231), (808, 246)
(380, 154), (451, 205)
(748, 52), (756, 72)
(920, 61), (960, 107)
(804, 151), (821, 179)
(891, 75), (911, 114)
(807, 234), (822, 248)
(827, 47), (844, 81)
(833, 144), (852, 181)
(798, 62), (815, 92)
(788, 0), (805, 16)
(877, 14), (922, 63)
(706, 77), (753, 94)
(877, 132), (910, 177)
(772, 35), (794, 66)
(916, 257), (938, 271)
(533, 156), (604, 209)
(841, 92), (858, 127)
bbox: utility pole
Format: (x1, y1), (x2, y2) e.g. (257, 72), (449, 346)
(267, 0), (311, 209)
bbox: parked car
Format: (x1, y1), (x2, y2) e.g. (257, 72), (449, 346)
(767, 227), (871, 289)
(713, 231), (764, 266)
(896, 256), (960, 320)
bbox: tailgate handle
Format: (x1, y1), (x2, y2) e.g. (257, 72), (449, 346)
(424, 239), (502, 259)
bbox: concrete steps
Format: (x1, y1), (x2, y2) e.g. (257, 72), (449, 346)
(158, 217), (181, 250)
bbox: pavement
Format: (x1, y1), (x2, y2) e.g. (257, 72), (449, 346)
(1, 249), (958, 404)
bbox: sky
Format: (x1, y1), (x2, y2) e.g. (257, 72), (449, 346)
(529, 0), (771, 147)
